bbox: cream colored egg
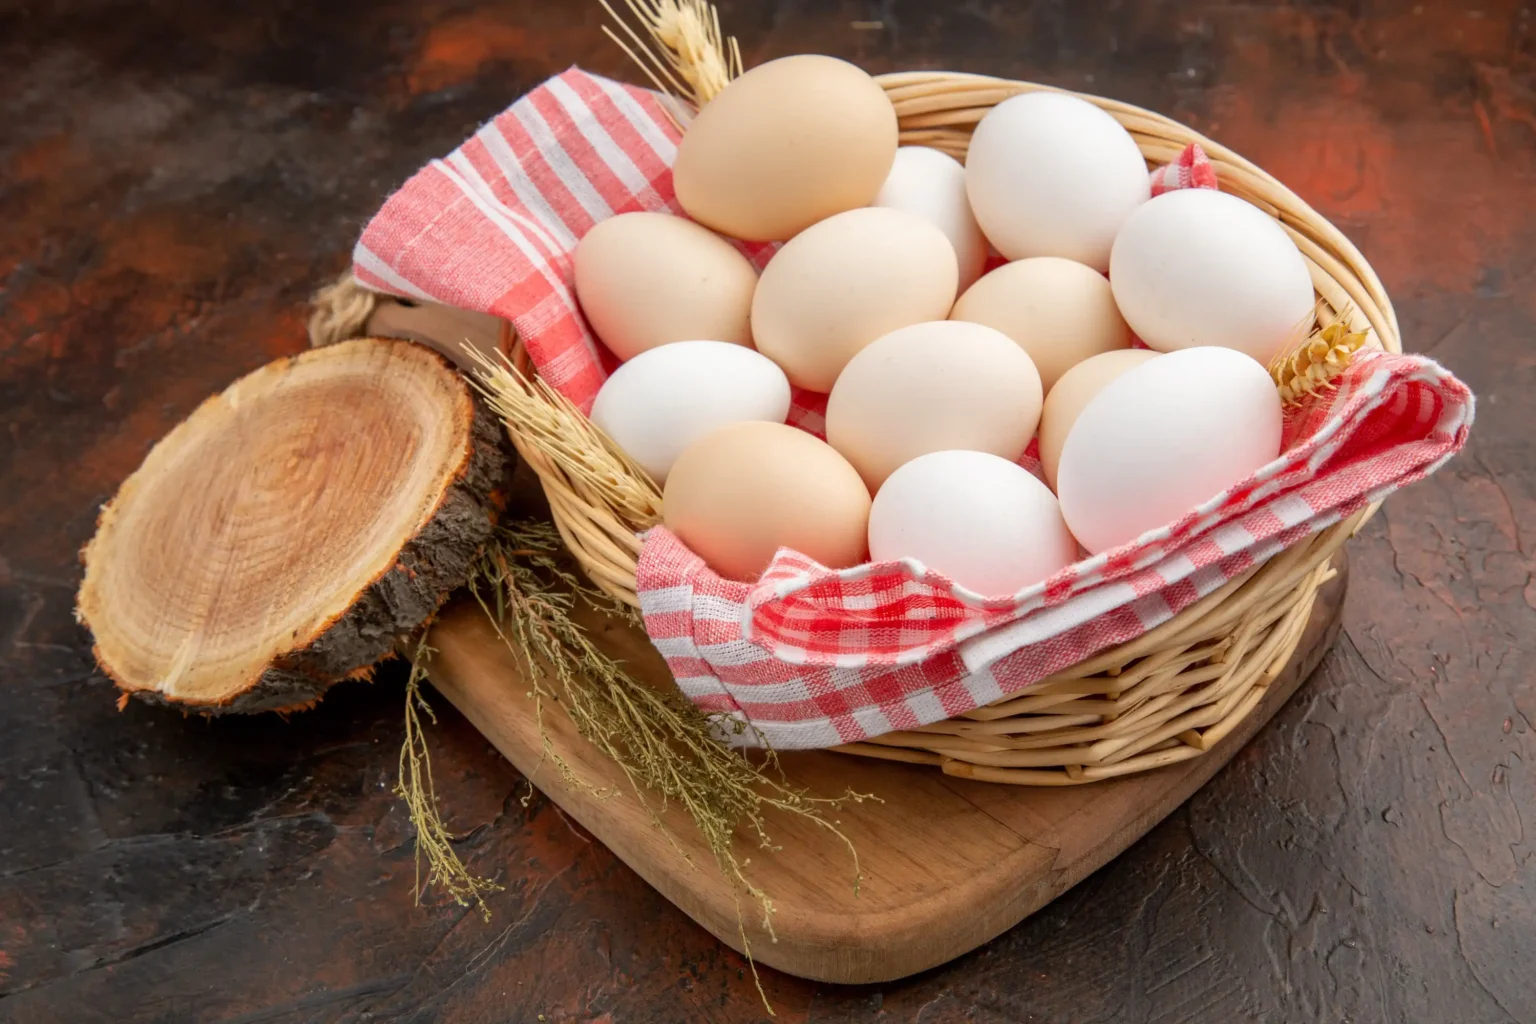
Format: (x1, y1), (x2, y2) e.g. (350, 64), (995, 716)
(950, 256), (1131, 393)
(1038, 348), (1160, 490)
(573, 212), (756, 361)
(752, 207), (959, 392)
(826, 321), (1042, 490)
(663, 422), (871, 581)
(673, 55), (898, 242)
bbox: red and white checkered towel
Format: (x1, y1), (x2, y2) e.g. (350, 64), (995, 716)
(355, 68), (1473, 750)
(1150, 141), (1219, 195)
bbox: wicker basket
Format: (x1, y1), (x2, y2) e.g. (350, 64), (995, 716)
(330, 72), (1402, 785)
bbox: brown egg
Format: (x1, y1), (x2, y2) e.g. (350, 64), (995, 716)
(574, 212), (757, 361)
(752, 208), (959, 392)
(663, 422), (871, 580)
(1038, 348), (1161, 489)
(950, 256), (1131, 393)
(673, 55), (898, 242)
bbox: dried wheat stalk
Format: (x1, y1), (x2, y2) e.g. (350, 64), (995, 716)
(599, 0), (741, 120)
(1270, 305), (1373, 406)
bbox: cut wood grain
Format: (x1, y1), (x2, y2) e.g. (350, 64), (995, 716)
(426, 553), (1347, 984)
(77, 338), (510, 713)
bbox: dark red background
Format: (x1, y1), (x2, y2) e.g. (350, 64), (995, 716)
(2, 1), (1532, 1021)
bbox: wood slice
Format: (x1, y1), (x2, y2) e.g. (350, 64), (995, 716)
(77, 338), (510, 713)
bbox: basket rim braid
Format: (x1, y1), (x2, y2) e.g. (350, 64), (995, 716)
(335, 71), (1403, 784)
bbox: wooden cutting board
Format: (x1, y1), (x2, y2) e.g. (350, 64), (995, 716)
(425, 556), (1346, 985)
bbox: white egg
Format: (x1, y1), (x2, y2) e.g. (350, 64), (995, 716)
(869, 450), (1079, 596)
(1056, 347), (1283, 554)
(1109, 189), (1316, 364)
(965, 92), (1150, 272)
(873, 146), (988, 291)
(590, 341), (791, 484)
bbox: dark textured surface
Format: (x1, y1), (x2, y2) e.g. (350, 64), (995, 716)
(1, 1), (1531, 1021)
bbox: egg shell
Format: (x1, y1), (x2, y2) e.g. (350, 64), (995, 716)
(573, 212), (757, 361)
(663, 421), (871, 581)
(950, 257), (1131, 393)
(873, 146), (988, 292)
(752, 207), (959, 392)
(1038, 348), (1161, 489)
(868, 450), (1078, 597)
(590, 341), (792, 484)
(1056, 347), (1283, 554)
(1109, 189), (1316, 363)
(965, 92), (1151, 271)
(826, 321), (1042, 490)
(673, 55), (898, 242)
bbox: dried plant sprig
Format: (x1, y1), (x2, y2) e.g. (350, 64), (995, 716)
(397, 635), (504, 921)
(463, 345), (662, 532)
(1269, 304), (1373, 406)
(467, 520), (869, 1014)
(599, 0), (742, 118)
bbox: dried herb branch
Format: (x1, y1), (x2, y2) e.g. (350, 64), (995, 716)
(466, 520), (868, 1013)
(396, 635), (504, 921)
